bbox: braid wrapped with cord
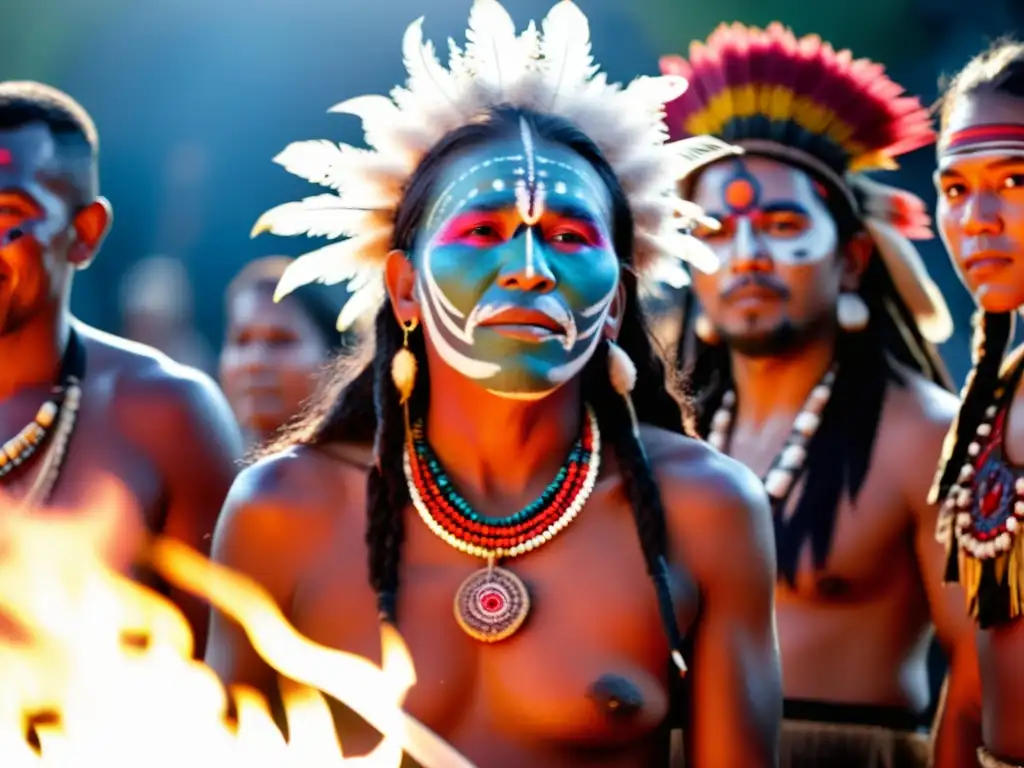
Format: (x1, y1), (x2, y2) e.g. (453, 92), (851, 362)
(930, 311), (1014, 508)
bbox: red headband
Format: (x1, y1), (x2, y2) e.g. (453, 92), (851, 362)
(944, 123), (1024, 154)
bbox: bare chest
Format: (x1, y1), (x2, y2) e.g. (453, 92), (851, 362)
(288, 482), (686, 758)
(781, 483), (919, 601)
(731, 430), (917, 600)
(0, 386), (163, 531)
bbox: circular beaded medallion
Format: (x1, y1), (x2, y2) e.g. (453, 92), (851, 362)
(453, 566), (531, 643)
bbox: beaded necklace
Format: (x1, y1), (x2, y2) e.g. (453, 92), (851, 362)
(1, 329), (85, 508)
(403, 405), (600, 642)
(938, 354), (1024, 626)
(707, 365), (837, 509)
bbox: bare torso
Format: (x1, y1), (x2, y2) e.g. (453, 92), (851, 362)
(728, 367), (957, 711)
(0, 321), (241, 645)
(1, 326), (166, 522)
(209, 427), (781, 767)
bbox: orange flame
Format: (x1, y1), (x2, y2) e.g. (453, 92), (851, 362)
(0, 478), (475, 767)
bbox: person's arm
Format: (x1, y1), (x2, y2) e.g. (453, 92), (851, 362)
(125, 370), (243, 657)
(904, 392), (982, 768)
(204, 466), (293, 700)
(669, 453), (782, 767)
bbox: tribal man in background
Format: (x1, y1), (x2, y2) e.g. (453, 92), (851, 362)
(0, 81), (242, 655)
(661, 23), (981, 767)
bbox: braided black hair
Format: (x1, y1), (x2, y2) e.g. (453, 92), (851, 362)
(262, 105), (693, 668)
(677, 165), (953, 584)
(931, 38), (1024, 505)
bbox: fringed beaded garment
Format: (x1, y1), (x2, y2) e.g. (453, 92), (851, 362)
(940, 351), (1024, 628)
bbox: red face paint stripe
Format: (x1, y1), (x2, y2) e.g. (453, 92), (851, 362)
(0, 148), (11, 165)
(946, 124), (1024, 150)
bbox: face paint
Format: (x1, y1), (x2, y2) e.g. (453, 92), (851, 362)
(936, 93), (1024, 313)
(412, 123), (619, 399)
(689, 155), (843, 356)
(694, 157), (836, 268)
(0, 124), (76, 246)
(0, 124), (83, 336)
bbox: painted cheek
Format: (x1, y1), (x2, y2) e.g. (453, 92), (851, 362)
(422, 242), (501, 314)
(550, 247), (619, 314)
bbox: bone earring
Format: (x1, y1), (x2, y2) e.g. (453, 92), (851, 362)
(392, 318), (419, 436)
(607, 340), (640, 437)
(837, 293), (869, 332)
(694, 313), (719, 344)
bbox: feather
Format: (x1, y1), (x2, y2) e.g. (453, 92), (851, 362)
(640, 230), (720, 274)
(865, 219), (953, 343)
(622, 75), (689, 110)
(464, 0), (520, 94)
(338, 280), (388, 332)
(272, 141), (409, 200)
(257, 0), (718, 326)
(273, 229), (393, 302)
(329, 95), (435, 159)
(643, 254), (692, 289)
(665, 136), (744, 178)
(540, 0), (594, 109)
(403, 18), (462, 111)
(251, 195), (390, 240)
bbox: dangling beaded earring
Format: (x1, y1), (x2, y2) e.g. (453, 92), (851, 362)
(837, 292), (869, 332)
(607, 339), (639, 437)
(391, 317), (419, 438)
(694, 312), (719, 344)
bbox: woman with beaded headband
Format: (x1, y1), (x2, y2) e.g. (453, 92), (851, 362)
(206, 2), (781, 765)
(661, 23), (981, 768)
(931, 39), (1024, 768)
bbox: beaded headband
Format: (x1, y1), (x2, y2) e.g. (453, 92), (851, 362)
(660, 22), (954, 344)
(252, 0), (741, 331)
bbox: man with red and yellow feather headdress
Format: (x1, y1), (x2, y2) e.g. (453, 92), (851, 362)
(662, 23), (981, 767)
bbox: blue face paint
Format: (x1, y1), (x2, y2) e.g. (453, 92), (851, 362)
(413, 119), (620, 399)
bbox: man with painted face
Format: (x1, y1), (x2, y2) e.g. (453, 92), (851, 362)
(207, 2), (781, 766)
(931, 40), (1024, 768)
(0, 81), (242, 654)
(662, 23), (981, 768)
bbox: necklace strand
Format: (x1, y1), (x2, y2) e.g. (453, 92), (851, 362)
(708, 365), (838, 505)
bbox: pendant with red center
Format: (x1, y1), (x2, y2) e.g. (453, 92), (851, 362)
(453, 564), (531, 643)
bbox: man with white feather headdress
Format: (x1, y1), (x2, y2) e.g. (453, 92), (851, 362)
(205, 1), (781, 765)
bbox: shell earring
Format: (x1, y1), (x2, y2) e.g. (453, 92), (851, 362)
(837, 293), (869, 332)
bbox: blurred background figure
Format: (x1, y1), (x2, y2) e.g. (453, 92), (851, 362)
(219, 256), (353, 450)
(119, 255), (215, 376)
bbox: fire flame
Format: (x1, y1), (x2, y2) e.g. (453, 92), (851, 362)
(0, 479), (475, 768)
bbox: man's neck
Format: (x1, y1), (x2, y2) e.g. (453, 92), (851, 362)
(0, 310), (70, 401)
(423, 368), (583, 516)
(730, 329), (837, 428)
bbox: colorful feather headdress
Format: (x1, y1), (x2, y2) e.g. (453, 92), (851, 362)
(660, 22), (953, 344)
(252, 0), (740, 331)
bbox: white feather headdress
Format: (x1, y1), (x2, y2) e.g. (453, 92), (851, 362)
(252, 0), (739, 331)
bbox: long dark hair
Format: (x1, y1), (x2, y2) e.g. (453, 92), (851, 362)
(678, 165), (952, 584)
(931, 39), (1024, 505)
(263, 105), (692, 671)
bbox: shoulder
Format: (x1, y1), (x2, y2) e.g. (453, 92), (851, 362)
(885, 362), (959, 439)
(639, 425), (775, 586)
(81, 323), (242, 453)
(882, 363), (959, 474)
(213, 446), (344, 570)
